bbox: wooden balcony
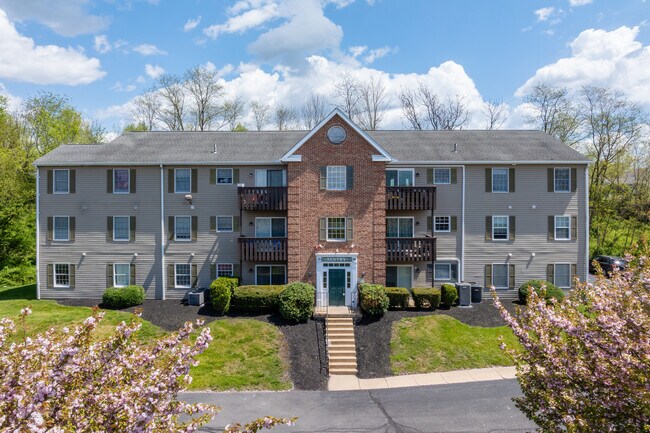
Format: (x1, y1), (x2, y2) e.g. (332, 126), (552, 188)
(239, 187), (287, 211)
(386, 237), (436, 262)
(386, 186), (436, 211)
(239, 237), (287, 262)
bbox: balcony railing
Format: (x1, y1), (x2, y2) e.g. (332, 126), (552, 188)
(386, 186), (436, 211)
(386, 237), (436, 262)
(239, 237), (288, 262)
(239, 187), (287, 211)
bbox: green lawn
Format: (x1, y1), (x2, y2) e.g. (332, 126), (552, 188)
(0, 284), (292, 391)
(390, 315), (520, 374)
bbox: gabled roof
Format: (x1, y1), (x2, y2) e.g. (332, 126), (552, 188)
(279, 108), (392, 162)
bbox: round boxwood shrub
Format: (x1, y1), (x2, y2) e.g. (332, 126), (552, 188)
(102, 285), (145, 309)
(441, 284), (458, 308)
(519, 280), (565, 304)
(385, 287), (410, 309)
(210, 277), (232, 315)
(412, 287), (441, 309)
(279, 282), (316, 322)
(359, 283), (389, 316)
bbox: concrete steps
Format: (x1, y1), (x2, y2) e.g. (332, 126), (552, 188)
(326, 317), (358, 376)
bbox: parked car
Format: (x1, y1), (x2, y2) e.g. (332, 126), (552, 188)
(589, 255), (628, 275)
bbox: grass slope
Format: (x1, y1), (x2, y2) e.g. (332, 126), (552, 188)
(390, 314), (519, 374)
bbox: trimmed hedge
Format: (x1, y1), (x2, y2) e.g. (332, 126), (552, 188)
(102, 285), (145, 309)
(210, 278), (233, 315)
(217, 277), (239, 295)
(441, 283), (458, 307)
(231, 285), (286, 312)
(412, 287), (441, 309)
(279, 282), (316, 322)
(359, 283), (389, 316)
(385, 287), (410, 309)
(518, 280), (565, 304)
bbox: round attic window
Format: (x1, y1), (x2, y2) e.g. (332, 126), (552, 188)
(327, 125), (346, 144)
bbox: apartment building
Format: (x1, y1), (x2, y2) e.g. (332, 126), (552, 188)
(34, 109), (590, 307)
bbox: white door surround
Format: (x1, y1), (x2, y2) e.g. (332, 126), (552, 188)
(315, 253), (358, 308)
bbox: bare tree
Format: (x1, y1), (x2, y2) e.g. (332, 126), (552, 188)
(357, 75), (388, 130)
(331, 73), (360, 120)
(183, 66), (223, 131)
(483, 100), (509, 130)
(274, 104), (298, 131)
(301, 93), (328, 129)
(154, 74), (186, 131)
(399, 88), (423, 130)
(399, 84), (471, 130)
(130, 91), (159, 131)
(250, 101), (271, 131)
(523, 83), (581, 146)
(219, 97), (246, 131)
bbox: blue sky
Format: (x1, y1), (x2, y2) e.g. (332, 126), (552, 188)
(0, 0), (648, 133)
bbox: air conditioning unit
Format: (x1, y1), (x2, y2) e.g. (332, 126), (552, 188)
(187, 288), (207, 306)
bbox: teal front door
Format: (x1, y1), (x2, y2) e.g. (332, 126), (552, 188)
(328, 269), (346, 306)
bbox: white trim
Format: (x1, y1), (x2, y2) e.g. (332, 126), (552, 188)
(386, 216), (415, 237)
(326, 165), (347, 190)
(385, 264), (414, 289)
(385, 168), (415, 187)
(553, 262), (572, 289)
(174, 263), (192, 289)
(553, 167), (571, 193)
(216, 263), (234, 277)
(315, 253), (359, 308)
(461, 165), (465, 282)
(280, 108), (393, 162)
(255, 217), (287, 238)
(433, 215), (451, 233)
(113, 263), (130, 288)
(52, 215), (70, 241)
(160, 164), (166, 300)
(174, 215), (192, 241)
(53, 169), (70, 194)
(388, 160), (590, 165)
(372, 155), (391, 162)
(216, 215), (234, 233)
(53, 263), (71, 288)
(112, 168), (130, 194)
(491, 167), (509, 193)
(433, 263), (452, 281)
(255, 264), (287, 285)
(585, 167), (589, 282)
(433, 168), (451, 185)
(216, 168), (234, 185)
(36, 168), (40, 299)
(325, 217), (348, 242)
(491, 263), (509, 289)
(492, 215), (509, 241)
(112, 215), (130, 242)
(554, 215), (571, 241)
(174, 168), (191, 193)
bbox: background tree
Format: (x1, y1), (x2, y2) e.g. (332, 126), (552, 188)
(274, 104), (298, 131)
(523, 83), (581, 146)
(332, 73), (360, 120)
(399, 84), (471, 130)
(153, 74), (187, 131)
(357, 75), (388, 130)
(482, 99), (509, 130)
(130, 91), (159, 131)
(219, 97), (246, 131)
(301, 93), (328, 129)
(183, 66), (224, 131)
(250, 101), (271, 131)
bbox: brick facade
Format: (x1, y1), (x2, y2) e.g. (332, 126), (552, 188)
(287, 114), (386, 285)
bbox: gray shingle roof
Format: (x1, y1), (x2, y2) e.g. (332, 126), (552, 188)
(34, 129), (589, 166)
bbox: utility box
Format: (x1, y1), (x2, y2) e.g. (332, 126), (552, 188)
(455, 283), (472, 308)
(187, 288), (207, 306)
(470, 283), (483, 303)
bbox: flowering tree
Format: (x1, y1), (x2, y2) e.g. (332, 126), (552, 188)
(494, 257), (650, 432)
(0, 308), (295, 432)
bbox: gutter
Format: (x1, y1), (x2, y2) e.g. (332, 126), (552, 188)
(35, 168), (40, 300)
(160, 164), (166, 300)
(461, 165), (465, 282)
(585, 167), (590, 281)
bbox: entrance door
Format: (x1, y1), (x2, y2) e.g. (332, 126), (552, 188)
(328, 268), (346, 306)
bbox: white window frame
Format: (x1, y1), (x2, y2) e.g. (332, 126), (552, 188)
(174, 168), (191, 193)
(175, 263), (191, 288)
(434, 263), (452, 281)
(491, 168), (509, 193)
(434, 216), (451, 233)
(386, 217), (415, 238)
(386, 168), (415, 187)
(554, 167), (571, 193)
(53, 216), (70, 241)
(491, 263), (509, 289)
(554, 263), (571, 289)
(255, 217), (287, 238)
(216, 216), (233, 233)
(255, 169), (287, 187)
(174, 216), (192, 241)
(326, 165), (347, 191)
(113, 216), (130, 242)
(53, 169), (70, 194)
(326, 217), (347, 242)
(492, 215), (509, 241)
(217, 263), (234, 277)
(434, 168), (451, 185)
(217, 168), (233, 185)
(113, 263), (130, 288)
(113, 169), (130, 194)
(554, 215), (571, 241)
(255, 265), (287, 285)
(54, 263), (70, 288)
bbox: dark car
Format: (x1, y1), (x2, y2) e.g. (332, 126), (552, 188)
(589, 255), (628, 275)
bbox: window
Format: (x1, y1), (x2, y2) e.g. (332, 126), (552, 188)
(554, 168), (570, 192)
(386, 217), (414, 238)
(175, 169), (191, 193)
(54, 263), (70, 287)
(256, 218), (286, 237)
(492, 216), (509, 240)
(255, 169), (286, 187)
(326, 166), (346, 190)
(217, 263), (233, 277)
(217, 168), (233, 184)
(554, 263), (571, 288)
(492, 168), (509, 192)
(256, 265), (286, 285)
(175, 216), (191, 241)
(492, 264), (508, 288)
(175, 264), (191, 288)
(435, 263), (452, 280)
(327, 217), (347, 241)
(386, 169), (414, 187)
(555, 215), (570, 240)
(53, 169), (69, 194)
(53, 216), (69, 241)
(217, 216), (233, 233)
(434, 168), (451, 184)
(434, 216), (450, 232)
(113, 169), (130, 193)
(386, 266), (412, 289)
(114, 263), (130, 287)
(113, 216), (130, 241)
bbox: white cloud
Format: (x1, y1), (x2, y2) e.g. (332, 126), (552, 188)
(0, 0), (109, 37)
(145, 64), (165, 79)
(111, 81), (137, 92)
(133, 44), (168, 56)
(0, 10), (105, 85)
(362, 46), (398, 64)
(184, 16), (201, 32)
(135, 75), (146, 83)
(94, 35), (111, 54)
(349, 45), (367, 57)
(535, 7), (555, 22)
(204, 2), (279, 38)
(0, 82), (22, 111)
(569, 0), (592, 6)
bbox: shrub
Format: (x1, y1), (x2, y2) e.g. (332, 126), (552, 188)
(385, 287), (410, 309)
(279, 282), (316, 322)
(102, 285), (145, 309)
(412, 287), (441, 309)
(0, 264), (35, 288)
(218, 277), (239, 295)
(209, 278), (232, 315)
(231, 285), (286, 312)
(359, 283), (389, 316)
(441, 284), (458, 307)
(518, 280), (565, 304)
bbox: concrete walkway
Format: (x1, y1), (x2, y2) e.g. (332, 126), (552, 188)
(329, 365), (517, 391)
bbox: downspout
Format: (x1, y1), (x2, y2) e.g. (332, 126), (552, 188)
(35, 167), (40, 300)
(585, 165), (589, 282)
(160, 164), (166, 300)
(461, 165), (465, 282)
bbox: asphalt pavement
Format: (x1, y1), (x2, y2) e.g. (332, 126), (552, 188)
(184, 379), (536, 433)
